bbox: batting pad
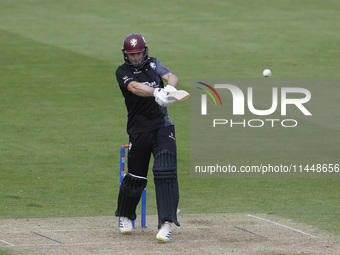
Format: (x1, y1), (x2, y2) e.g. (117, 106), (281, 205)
(153, 150), (180, 228)
(115, 173), (147, 221)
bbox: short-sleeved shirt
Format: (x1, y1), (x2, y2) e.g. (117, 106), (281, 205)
(115, 57), (174, 134)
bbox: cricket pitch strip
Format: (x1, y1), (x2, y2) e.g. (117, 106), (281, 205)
(1, 213), (339, 255)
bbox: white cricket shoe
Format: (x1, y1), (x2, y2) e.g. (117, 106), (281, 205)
(156, 221), (173, 242)
(119, 217), (133, 234)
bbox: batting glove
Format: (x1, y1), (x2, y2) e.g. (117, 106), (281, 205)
(153, 88), (175, 107)
(164, 85), (177, 94)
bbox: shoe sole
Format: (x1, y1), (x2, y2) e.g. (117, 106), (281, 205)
(120, 230), (132, 234)
(156, 236), (169, 242)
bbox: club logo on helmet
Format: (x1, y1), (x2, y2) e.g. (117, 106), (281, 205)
(130, 39), (138, 47)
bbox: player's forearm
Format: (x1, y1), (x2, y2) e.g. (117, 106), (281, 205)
(127, 81), (155, 97)
(168, 75), (179, 88)
(163, 73), (179, 89)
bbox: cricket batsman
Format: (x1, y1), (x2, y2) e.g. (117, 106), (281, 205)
(114, 33), (180, 242)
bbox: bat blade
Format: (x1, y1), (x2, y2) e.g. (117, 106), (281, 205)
(166, 90), (190, 101)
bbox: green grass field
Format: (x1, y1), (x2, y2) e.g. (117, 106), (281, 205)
(0, 2), (339, 252)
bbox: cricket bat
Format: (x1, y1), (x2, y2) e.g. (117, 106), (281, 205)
(166, 90), (190, 101)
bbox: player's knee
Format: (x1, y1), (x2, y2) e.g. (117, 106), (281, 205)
(153, 150), (177, 179)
